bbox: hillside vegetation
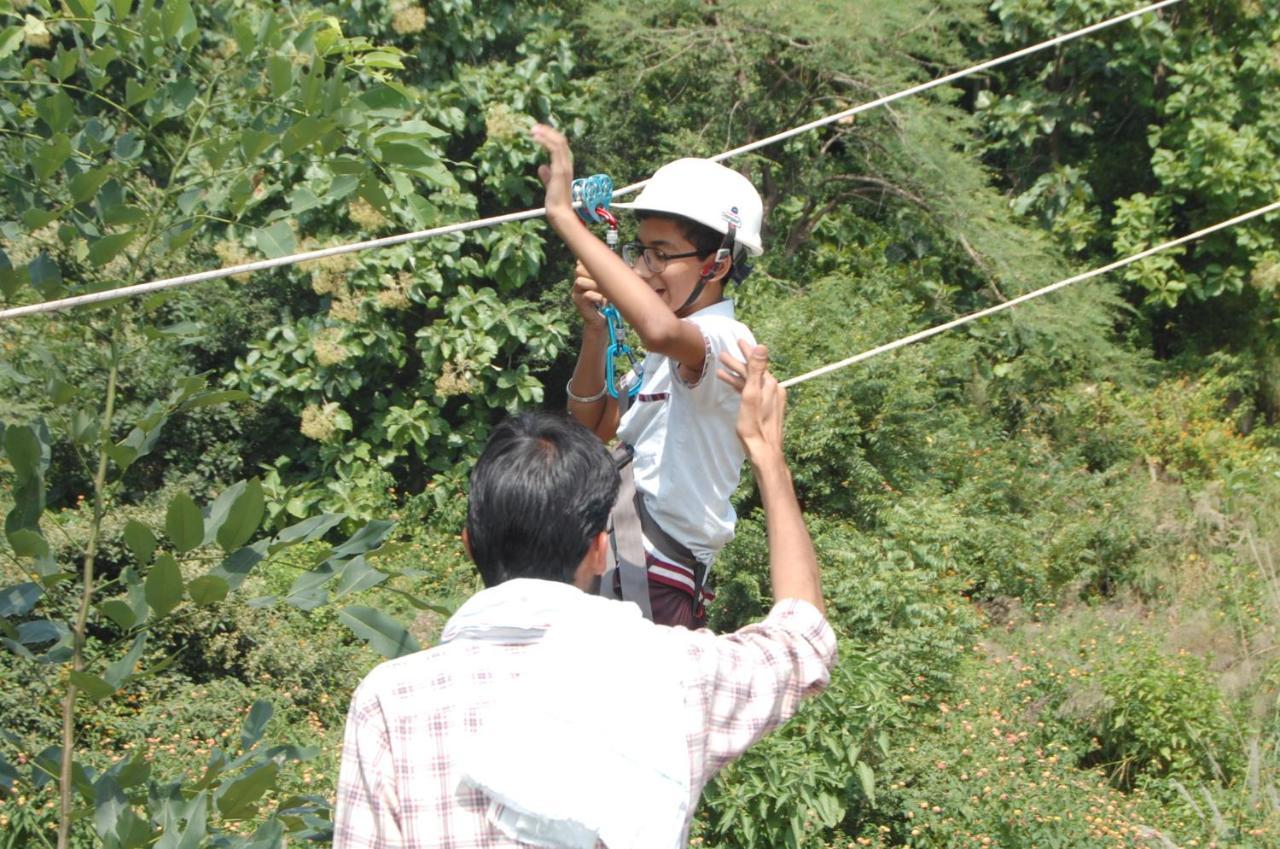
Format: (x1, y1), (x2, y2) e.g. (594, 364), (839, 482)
(1, 1), (1277, 847)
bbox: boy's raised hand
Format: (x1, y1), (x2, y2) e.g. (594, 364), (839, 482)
(718, 340), (786, 462)
(532, 125), (610, 332)
(531, 124), (576, 227)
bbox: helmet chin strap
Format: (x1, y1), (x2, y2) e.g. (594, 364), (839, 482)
(676, 221), (737, 316)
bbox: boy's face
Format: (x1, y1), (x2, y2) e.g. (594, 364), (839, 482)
(632, 217), (718, 313)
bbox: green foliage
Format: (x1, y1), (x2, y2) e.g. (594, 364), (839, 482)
(0, 469), (419, 845)
(699, 653), (894, 849)
(862, 653), (1171, 849)
(1131, 353), (1271, 484)
(0, 1), (1278, 847)
(219, 0), (591, 520)
(0, 1), (411, 306)
(704, 512), (982, 848)
(0, 4), (456, 845)
(1088, 635), (1236, 790)
(977, 0), (1280, 418)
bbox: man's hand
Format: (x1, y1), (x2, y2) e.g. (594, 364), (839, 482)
(531, 123), (577, 229)
(718, 340), (820, 612)
(572, 261), (608, 330)
(718, 340), (786, 462)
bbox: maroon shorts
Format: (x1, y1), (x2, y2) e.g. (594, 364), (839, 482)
(648, 578), (707, 629)
(608, 570), (707, 629)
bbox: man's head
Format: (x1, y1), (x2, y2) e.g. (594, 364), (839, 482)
(465, 412), (619, 589)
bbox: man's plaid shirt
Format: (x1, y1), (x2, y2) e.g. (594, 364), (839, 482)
(333, 597), (836, 848)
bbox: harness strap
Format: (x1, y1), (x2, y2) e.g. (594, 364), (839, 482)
(635, 495), (701, 573)
(600, 445), (653, 620)
(637, 495), (710, 619)
(600, 444), (713, 622)
(676, 216), (738, 316)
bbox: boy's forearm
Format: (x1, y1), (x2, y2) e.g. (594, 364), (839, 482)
(567, 325), (615, 437)
(750, 447), (824, 614)
(547, 211), (682, 348)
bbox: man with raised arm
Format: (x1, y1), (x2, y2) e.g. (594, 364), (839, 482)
(334, 343), (834, 849)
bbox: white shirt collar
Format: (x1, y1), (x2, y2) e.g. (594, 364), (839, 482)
(685, 298), (735, 319)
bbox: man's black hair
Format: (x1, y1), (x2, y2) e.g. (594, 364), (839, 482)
(636, 211), (752, 284)
(466, 412), (620, 587)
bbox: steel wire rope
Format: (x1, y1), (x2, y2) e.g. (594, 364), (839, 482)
(778, 199), (1280, 388)
(0, 0), (1182, 322)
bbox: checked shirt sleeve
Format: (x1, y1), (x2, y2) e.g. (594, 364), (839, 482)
(334, 675), (404, 849)
(692, 598), (837, 775)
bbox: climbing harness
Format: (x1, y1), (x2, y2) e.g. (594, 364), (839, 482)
(571, 174), (683, 621)
(600, 444), (653, 621)
(599, 443), (709, 624)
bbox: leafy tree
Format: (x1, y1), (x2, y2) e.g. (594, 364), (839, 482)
(0, 2), (437, 845)
(225, 0), (596, 521)
(975, 0), (1280, 414)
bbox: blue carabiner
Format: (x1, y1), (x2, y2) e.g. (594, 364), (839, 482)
(574, 174), (639, 397)
(602, 304), (642, 399)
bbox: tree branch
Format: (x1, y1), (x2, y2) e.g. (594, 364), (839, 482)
(58, 322), (121, 849)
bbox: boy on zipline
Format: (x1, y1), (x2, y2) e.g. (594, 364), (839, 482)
(532, 124), (765, 628)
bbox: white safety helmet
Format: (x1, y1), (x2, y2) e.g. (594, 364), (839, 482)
(614, 158), (765, 256)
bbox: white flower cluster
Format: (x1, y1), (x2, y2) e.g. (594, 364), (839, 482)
(390, 1), (427, 35)
(376, 270), (414, 311)
(347, 197), (388, 232)
(312, 327), (350, 367)
(485, 103), (529, 143)
(300, 401), (345, 442)
(435, 360), (476, 397)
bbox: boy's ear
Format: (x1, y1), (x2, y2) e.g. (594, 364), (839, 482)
(716, 256), (733, 284)
(461, 528), (474, 563)
(701, 255), (733, 287)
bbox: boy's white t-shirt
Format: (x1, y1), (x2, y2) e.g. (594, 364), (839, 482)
(616, 300), (756, 566)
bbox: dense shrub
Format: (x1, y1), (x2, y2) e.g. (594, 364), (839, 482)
(860, 654), (1173, 849)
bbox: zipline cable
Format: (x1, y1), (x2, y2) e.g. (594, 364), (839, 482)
(702, 0), (1182, 168)
(0, 207), (549, 321)
(778, 199), (1280, 389)
(0, 0), (1182, 323)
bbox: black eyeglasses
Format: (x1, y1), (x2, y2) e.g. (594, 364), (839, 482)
(621, 242), (703, 273)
